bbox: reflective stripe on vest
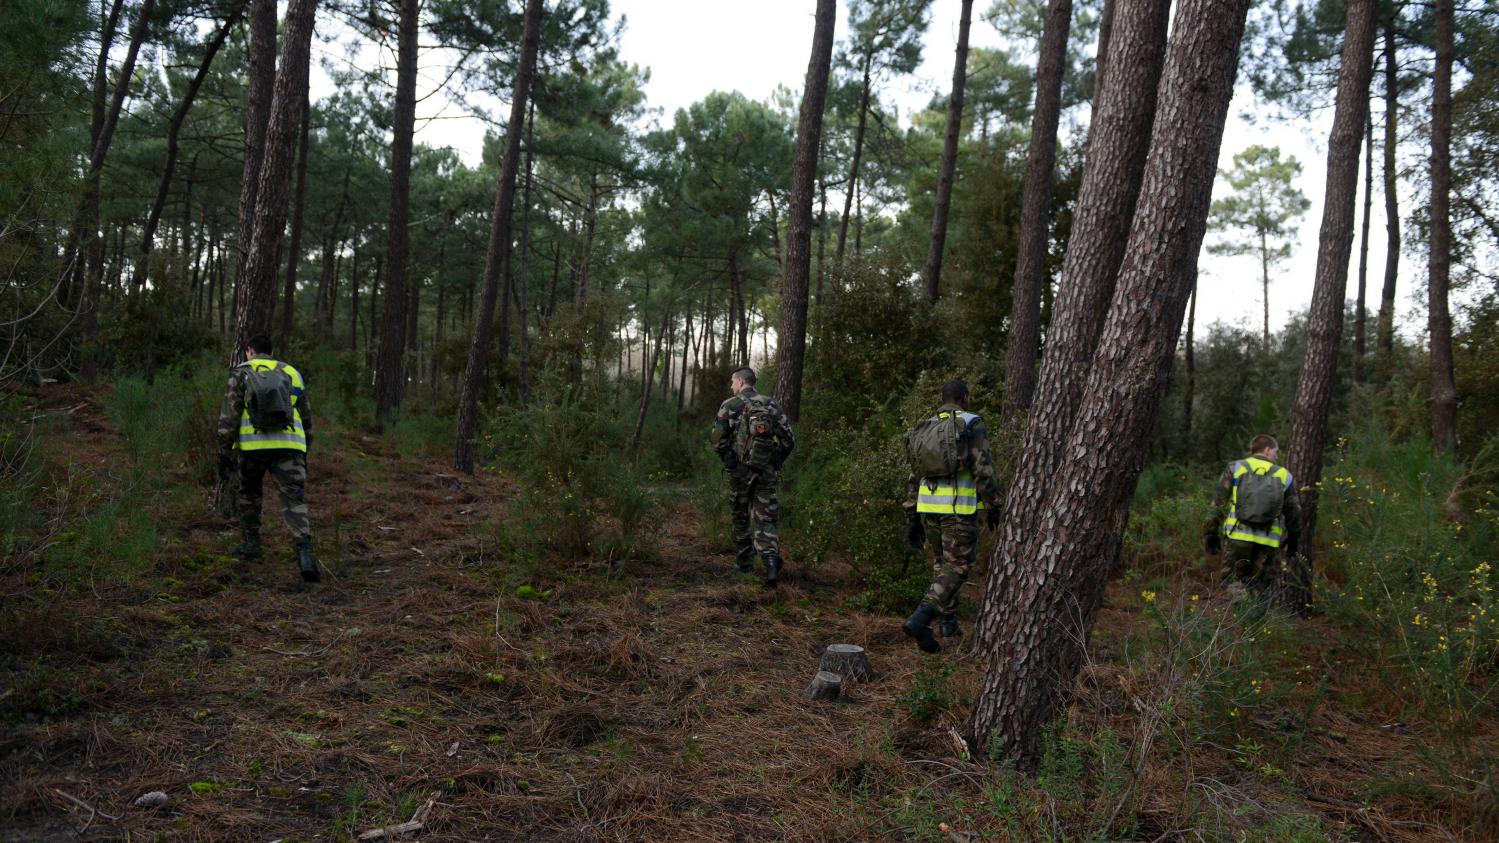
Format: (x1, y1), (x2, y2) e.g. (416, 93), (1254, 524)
(237, 357), (307, 452)
(915, 410), (983, 516)
(1222, 456), (1291, 548)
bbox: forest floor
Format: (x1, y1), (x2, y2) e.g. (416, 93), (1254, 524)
(1, 385), (1494, 841)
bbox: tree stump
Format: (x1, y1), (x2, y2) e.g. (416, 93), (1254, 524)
(804, 670), (842, 701)
(819, 644), (873, 682)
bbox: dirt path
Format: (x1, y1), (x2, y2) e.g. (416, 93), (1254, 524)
(1, 387), (1489, 841)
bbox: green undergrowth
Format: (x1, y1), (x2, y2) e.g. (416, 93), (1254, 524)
(1124, 421), (1499, 815)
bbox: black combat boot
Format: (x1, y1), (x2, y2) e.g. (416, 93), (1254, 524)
(233, 531), (262, 561)
(938, 613), (961, 638)
(903, 604), (941, 654)
(296, 542), (320, 583)
(762, 553), (782, 589)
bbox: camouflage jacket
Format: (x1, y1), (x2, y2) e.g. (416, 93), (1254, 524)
(216, 355), (314, 452)
(904, 403), (1002, 516)
(1208, 456), (1301, 537)
(713, 387), (795, 464)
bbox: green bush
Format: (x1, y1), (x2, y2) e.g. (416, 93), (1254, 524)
(482, 372), (661, 563)
(1317, 425), (1499, 758)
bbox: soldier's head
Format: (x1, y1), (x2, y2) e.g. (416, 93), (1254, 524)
(731, 367), (756, 394)
(246, 334), (274, 359)
(1249, 434), (1279, 461)
(941, 379), (969, 409)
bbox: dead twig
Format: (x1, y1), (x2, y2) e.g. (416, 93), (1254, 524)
(52, 787), (119, 832)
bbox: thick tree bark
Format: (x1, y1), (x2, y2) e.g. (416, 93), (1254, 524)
(773, 0), (835, 424)
(374, 0), (420, 428)
(279, 87), (310, 349)
(1375, 15), (1400, 369)
(1428, 0), (1457, 454)
(965, 0), (1249, 767)
(231, 0), (318, 359)
(453, 0), (542, 473)
(235, 0), (278, 288)
(1001, 0), (1073, 414)
(138, 2), (244, 271)
(835, 54), (872, 272)
(969, 0), (1170, 658)
(1284, 0), (1378, 609)
(1353, 110), (1373, 381)
(921, 0), (973, 303)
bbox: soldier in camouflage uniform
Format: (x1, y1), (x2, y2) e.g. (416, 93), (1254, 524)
(713, 367), (795, 588)
(901, 379), (1001, 654)
(1205, 434), (1301, 600)
(217, 333), (320, 583)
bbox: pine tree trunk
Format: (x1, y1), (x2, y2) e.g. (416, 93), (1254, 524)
(349, 249), (360, 351)
(235, 0), (277, 289)
(1284, 0), (1378, 609)
(1375, 15), (1400, 370)
(835, 54), (872, 272)
(1185, 274), (1197, 451)
(517, 101), (536, 408)
(1353, 110), (1373, 382)
(1002, 0), (1073, 414)
(279, 87), (310, 349)
(968, 0), (1171, 659)
(965, 0), (1250, 767)
(374, 0), (419, 427)
(1427, 0), (1457, 454)
(453, 0), (543, 473)
(772, 0), (836, 424)
(62, 0), (124, 309)
(922, 0), (973, 303)
(76, 0), (156, 373)
(231, 0), (318, 359)
(139, 2), (242, 274)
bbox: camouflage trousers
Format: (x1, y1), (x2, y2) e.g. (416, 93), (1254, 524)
(1224, 539), (1294, 598)
(919, 513), (980, 615)
(728, 466), (779, 560)
(239, 449), (311, 545)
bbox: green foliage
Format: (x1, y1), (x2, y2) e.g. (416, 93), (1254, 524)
(898, 660), (953, 721)
(483, 372), (662, 564)
(1317, 425), (1499, 758)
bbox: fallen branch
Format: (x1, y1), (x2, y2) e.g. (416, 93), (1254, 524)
(53, 787), (119, 832)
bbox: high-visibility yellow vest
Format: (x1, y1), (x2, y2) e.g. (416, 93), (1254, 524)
(1222, 456), (1292, 548)
(236, 357), (307, 452)
(915, 410), (984, 516)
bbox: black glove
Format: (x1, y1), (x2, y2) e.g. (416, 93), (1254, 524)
(1284, 532), (1300, 557)
(906, 515), (925, 550)
(1204, 527), (1221, 556)
(721, 448), (739, 471)
(218, 453), (235, 482)
(985, 507), (1000, 530)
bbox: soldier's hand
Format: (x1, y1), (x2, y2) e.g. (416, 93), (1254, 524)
(1283, 532), (1299, 558)
(905, 515), (925, 550)
(720, 449), (739, 471)
(985, 507), (1000, 530)
(1204, 528), (1221, 556)
(218, 453), (235, 481)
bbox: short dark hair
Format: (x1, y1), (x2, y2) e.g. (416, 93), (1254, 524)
(941, 378), (969, 403)
(248, 334), (274, 356)
(1249, 434), (1279, 454)
(733, 367), (756, 386)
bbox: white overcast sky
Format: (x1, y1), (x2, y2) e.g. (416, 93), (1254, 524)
(307, 0), (1431, 339)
